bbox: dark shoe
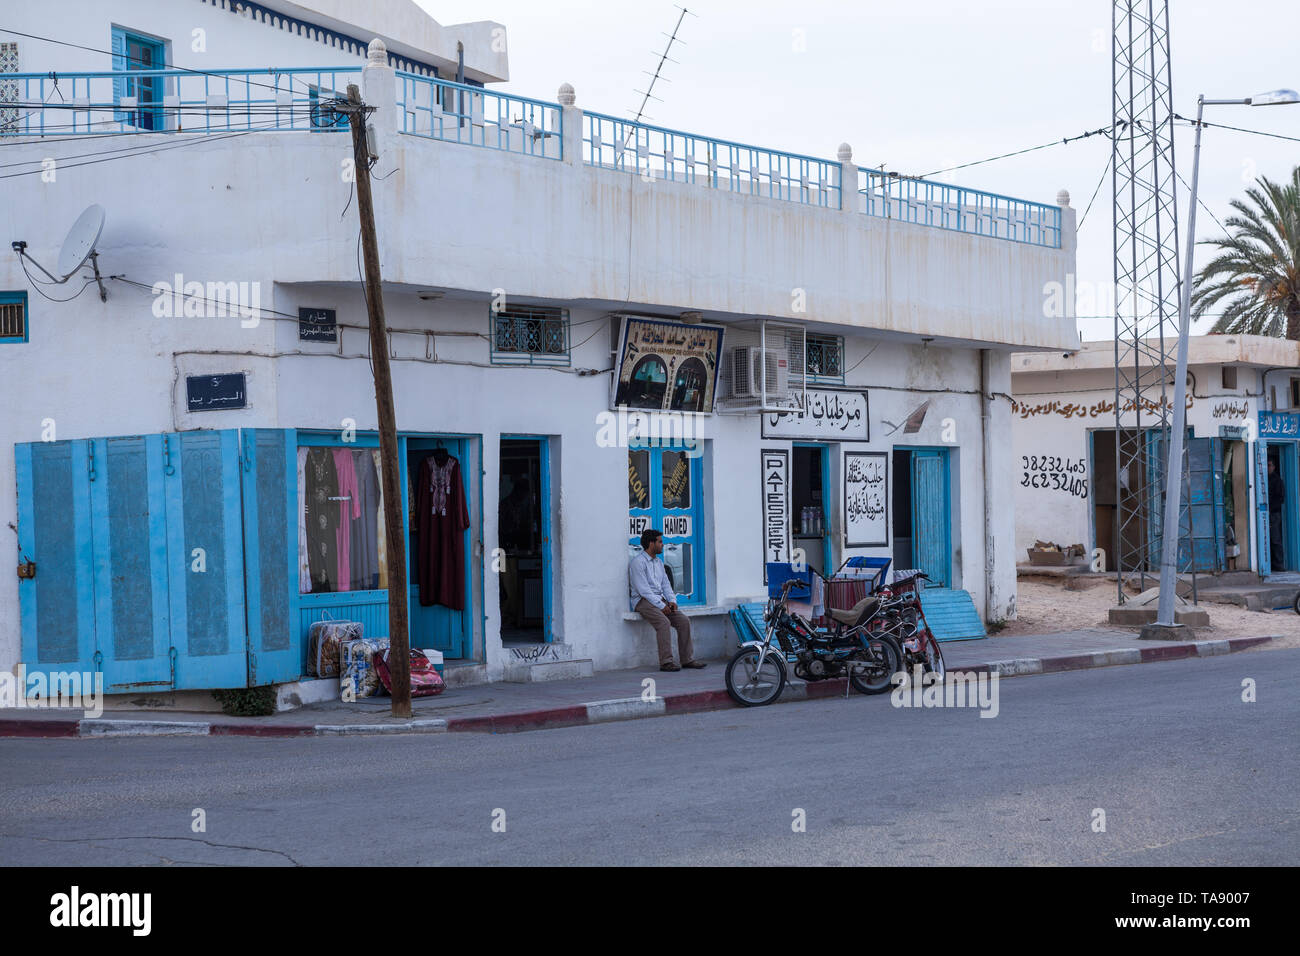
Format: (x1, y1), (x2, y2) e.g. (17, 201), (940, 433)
(659, 662), (681, 672)
(681, 660), (708, 669)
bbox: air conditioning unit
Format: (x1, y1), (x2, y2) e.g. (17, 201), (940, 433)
(729, 347), (789, 399)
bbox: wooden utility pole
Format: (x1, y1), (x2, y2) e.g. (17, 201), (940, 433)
(345, 84), (411, 717)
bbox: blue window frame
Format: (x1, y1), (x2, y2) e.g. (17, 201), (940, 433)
(806, 333), (844, 385)
(308, 86), (350, 131)
(111, 27), (166, 131)
(628, 445), (706, 605)
(1, 290), (28, 343)
(490, 306), (570, 366)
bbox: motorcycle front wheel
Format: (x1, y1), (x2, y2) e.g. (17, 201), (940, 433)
(849, 634), (903, 696)
(725, 646), (787, 707)
(920, 630), (946, 681)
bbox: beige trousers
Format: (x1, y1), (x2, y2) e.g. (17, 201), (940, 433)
(635, 599), (695, 665)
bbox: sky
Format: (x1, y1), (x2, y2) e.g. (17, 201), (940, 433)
(421, 0), (1300, 342)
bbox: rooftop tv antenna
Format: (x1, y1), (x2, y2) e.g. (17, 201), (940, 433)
(11, 203), (109, 301)
(632, 6), (694, 122)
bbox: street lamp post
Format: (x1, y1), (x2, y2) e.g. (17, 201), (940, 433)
(1153, 89), (1300, 629)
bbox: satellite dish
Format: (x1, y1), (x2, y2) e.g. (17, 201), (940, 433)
(11, 203), (109, 301)
(57, 204), (106, 279)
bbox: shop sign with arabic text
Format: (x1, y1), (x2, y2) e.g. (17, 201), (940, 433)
(1259, 411), (1300, 439)
(762, 389), (869, 441)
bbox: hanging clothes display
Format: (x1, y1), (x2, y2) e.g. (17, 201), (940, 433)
(304, 447), (340, 593)
(350, 449), (382, 590)
(332, 447), (358, 592)
(416, 452), (469, 609)
(297, 447), (312, 593)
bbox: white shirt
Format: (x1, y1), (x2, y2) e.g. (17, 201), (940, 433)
(629, 549), (677, 611)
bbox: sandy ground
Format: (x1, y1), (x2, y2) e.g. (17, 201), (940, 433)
(1004, 578), (1300, 651)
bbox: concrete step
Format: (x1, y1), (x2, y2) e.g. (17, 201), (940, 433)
(503, 658), (595, 683)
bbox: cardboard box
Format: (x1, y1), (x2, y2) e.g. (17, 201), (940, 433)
(1027, 548), (1067, 566)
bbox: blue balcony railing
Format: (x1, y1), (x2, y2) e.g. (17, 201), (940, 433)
(583, 111), (843, 210)
(0, 67), (362, 136)
(859, 169), (1061, 248)
(396, 72), (562, 159)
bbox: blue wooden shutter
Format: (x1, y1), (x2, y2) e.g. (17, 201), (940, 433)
(241, 429), (299, 685)
(15, 440), (96, 676)
(911, 451), (948, 587)
(89, 435), (172, 691)
(1255, 438), (1271, 576)
(111, 27), (127, 124)
(163, 430), (247, 689)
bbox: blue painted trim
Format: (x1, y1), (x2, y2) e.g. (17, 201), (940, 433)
(627, 444), (707, 606)
(0, 291), (29, 344)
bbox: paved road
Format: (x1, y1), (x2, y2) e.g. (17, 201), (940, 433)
(1, 650), (1296, 865)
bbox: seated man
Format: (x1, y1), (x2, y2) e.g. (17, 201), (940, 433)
(629, 529), (706, 672)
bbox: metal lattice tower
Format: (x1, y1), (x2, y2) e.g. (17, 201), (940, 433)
(1111, 0), (1187, 599)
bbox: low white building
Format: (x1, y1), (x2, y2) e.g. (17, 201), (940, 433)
(1012, 335), (1300, 579)
(1, 0), (1078, 699)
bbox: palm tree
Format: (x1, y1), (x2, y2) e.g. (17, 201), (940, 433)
(1191, 166), (1300, 339)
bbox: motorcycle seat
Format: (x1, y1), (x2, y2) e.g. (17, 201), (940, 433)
(828, 595), (880, 626)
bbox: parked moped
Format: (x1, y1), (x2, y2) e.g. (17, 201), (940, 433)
(725, 578), (903, 706)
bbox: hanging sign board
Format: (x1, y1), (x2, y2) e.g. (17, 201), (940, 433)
(844, 451), (888, 547)
(186, 373), (247, 412)
(760, 449), (791, 580)
(611, 316), (725, 413)
(762, 389), (869, 441)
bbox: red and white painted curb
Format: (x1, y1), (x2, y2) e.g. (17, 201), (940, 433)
(0, 635), (1278, 739)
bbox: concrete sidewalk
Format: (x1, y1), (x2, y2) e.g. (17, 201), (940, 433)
(0, 628), (1279, 738)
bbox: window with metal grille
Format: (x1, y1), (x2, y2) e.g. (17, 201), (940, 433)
(490, 306), (570, 366)
(1, 41), (18, 135)
(0, 291), (27, 343)
(805, 333), (844, 384)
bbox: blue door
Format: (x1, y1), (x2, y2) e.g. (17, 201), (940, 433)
(163, 430), (248, 689)
(15, 440), (97, 683)
(1256, 439), (1271, 576)
(17, 431), (249, 691)
(111, 28), (165, 130)
(241, 429), (300, 685)
(89, 435), (171, 691)
(404, 438), (472, 659)
(1146, 431), (1224, 573)
(910, 449), (950, 587)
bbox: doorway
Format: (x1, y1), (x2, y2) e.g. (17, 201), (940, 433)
(792, 444), (831, 576)
(498, 437), (551, 643)
(1090, 428), (1152, 573)
(892, 447), (951, 587)
(115, 29), (165, 131)
(404, 437), (472, 659)
(1265, 443), (1297, 573)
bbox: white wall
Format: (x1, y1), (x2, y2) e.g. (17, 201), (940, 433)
(1011, 360), (1263, 566)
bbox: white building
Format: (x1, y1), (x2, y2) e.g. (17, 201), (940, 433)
(1011, 335), (1300, 579)
(1, 0), (1078, 700)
